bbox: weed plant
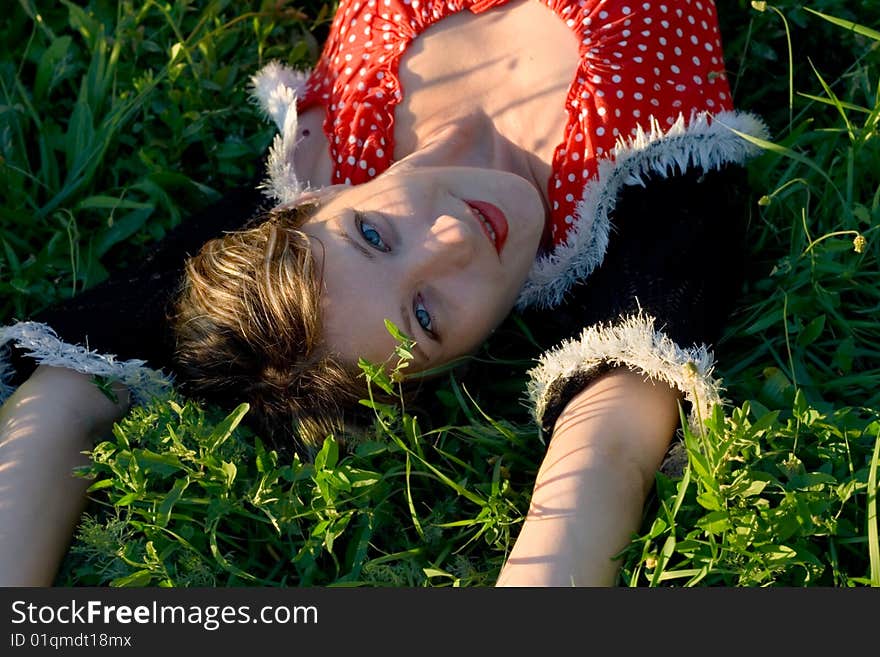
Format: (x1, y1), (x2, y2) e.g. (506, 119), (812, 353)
(1, 1), (877, 586)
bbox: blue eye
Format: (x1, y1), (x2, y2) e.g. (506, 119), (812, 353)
(414, 296), (435, 336)
(356, 214), (389, 251)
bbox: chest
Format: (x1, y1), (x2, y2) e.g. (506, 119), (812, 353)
(392, 0), (579, 161)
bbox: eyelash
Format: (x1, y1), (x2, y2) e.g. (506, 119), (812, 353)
(355, 213), (390, 252)
(414, 294), (436, 337)
(355, 212), (438, 340)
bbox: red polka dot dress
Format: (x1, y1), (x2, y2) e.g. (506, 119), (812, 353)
(251, 0), (767, 434)
(298, 0), (736, 249)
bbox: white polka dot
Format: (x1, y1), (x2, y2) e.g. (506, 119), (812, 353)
(368, 167), (376, 176)
(574, 133), (584, 142)
(568, 173), (576, 182)
(572, 152), (580, 160)
(359, 160), (367, 169)
(596, 126), (605, 136)
(555, 179), (562, 189)
(597, 107), (606, 116)
(612, 74), (621, 83)
(347, 156), (356, 165)
(564, 215), (573, 224)
(376, 148), (384, 157)
(565, 193), (574, 202)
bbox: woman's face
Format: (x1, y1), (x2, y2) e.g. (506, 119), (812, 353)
(299, 165), (545, 371)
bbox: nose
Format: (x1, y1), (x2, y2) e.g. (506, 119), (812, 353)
(416, 212), (476, 273)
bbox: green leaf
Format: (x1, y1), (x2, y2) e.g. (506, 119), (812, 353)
(205, 403), (249, 453)
(696, 492), (722, 512)
(115, 492), (140, 507)
(803, 8), (880, 42)
(34, 36), (73, 101)
(797, 315), (825, 348)
(111, 570), (154, 587)
(157, 477), (191, 527)
(696, 511), (730, 535)
(93, 207), (155, 257)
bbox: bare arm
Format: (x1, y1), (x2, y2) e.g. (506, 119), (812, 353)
(496, 367), (680, 586)
(0, 365), (130, 586)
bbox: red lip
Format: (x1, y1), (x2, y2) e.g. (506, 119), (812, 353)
(464, 200), (509, 255)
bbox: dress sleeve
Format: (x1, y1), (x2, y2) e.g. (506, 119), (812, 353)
(1, 186), (268, 406)
(520, 163), (751, 438)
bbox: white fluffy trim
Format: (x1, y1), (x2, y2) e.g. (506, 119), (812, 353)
(517, 110), (769, 310)
(0, 322), (172, 406)
(250, 61), (313, 205)
(526, 312), (724, 434)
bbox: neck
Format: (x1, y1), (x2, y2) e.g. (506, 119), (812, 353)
(400, 112), (554, 217)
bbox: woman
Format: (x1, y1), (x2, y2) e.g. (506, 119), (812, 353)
(0, 0), (766, 586)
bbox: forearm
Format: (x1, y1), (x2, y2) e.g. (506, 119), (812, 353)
(497, 367), (680, 586)
(0, 366), (129, 586)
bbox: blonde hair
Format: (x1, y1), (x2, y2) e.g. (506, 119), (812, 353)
(170, 204), (368, 455)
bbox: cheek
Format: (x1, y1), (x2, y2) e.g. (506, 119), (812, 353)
(461, 280), (515, 335)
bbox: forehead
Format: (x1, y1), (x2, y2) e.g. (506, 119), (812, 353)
(301, 211), (431, 369)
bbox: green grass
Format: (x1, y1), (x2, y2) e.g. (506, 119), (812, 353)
(2, 0), (878, 586)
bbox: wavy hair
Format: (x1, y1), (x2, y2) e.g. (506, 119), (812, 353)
(170, 204), (370, 456)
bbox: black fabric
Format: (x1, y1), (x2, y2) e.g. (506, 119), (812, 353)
(520, 163), (752, 435)
(9, 186), (270, 384)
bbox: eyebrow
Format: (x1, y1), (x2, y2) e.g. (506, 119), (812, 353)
(338, 225), (375, 260)
(336, 223), (430, 364)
